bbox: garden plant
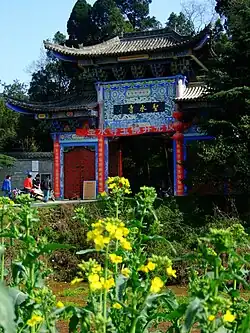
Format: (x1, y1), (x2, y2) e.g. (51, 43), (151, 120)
(0, 177), (250, 333)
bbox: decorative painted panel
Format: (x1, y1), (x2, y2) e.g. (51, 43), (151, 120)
(58, 133), (98, 144)
(101, 77), (181, 129)
(51, 119), (97, 133)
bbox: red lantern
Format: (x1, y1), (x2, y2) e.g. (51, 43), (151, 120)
(172, 111), (183, 121)
(172, 133), (184, 141)
(172, 122), (184, 132)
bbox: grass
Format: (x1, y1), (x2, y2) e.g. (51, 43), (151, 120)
(59, 287), (87, 298)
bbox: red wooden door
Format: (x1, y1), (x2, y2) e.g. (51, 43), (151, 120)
(64, 147), (95, 199)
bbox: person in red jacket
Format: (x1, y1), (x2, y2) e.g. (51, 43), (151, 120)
(23, 174), (33, 194)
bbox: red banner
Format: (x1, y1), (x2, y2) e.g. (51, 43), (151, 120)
(76, 125), (173, 138)
(98, 136), (105, 193)
(175, 140), (185, 196)
(53, 141), (60, 198)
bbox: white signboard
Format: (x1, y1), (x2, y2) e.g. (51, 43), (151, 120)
(32, 161), (39, 172)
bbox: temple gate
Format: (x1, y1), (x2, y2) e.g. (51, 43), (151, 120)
(6, 27), (213, 199)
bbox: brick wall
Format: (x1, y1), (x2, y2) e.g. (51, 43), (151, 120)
(0, 153), (53, 193)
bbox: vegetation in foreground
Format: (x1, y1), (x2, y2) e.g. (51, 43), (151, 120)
(0, 177), (250, 332)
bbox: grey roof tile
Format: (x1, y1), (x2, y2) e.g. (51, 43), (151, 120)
(44, 27), (210, 58)
(7, 93), (97, 113)
(175, 83), (208, 101)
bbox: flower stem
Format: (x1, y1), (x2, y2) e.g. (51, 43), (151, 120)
(103, 245), (109, 333)
(0, 209), (5, 281)
(212, 260), (219, 331)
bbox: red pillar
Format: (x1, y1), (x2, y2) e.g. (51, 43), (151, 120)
(98, 135), (105, 193)
(118, 146), (123, 177)
(53, 137), (60, 199)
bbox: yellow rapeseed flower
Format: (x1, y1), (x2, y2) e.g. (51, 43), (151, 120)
(120, 239), (132, 251)
(92, 228), (104, 237)
(88, 274), (100, 283)
(107, 177), (113, 184)
(101, 277), (115, 290)
(208, 315), (215, 321)
(223, 310), (236, 323)
(121, 267), (131, 278)
(106, 222), (117, 235)
(113, 302), (122, 309)
(56, 301), (64, 309)
(87, 230), (94, 241)
(150, 277), (164, 294)
(139, 262), (156, 273)
(27, 314), (43, 327)
(71, 277), (83, 285)
(108, 183), (116, 190)
(115, 227), (124, 241)
(94, 235), (110, 251)
(109, 254), (123, 264)
(139, 265), (149, 273)
(147, 261), (156, 271)
(92, 220), (103, 228)
(166, 266), (177, 278)
(122, 227), (129, 237)
(90, 281), (103, 291)
(92, 264), (102, 273)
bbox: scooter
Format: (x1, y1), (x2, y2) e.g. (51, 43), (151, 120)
(30, 188), (55, 202)
(12, 188), (26, 200)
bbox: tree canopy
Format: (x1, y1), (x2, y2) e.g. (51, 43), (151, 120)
(186, 0), (250, 194)
(165, 12), (195, 35)
(67, 0), (160, 46)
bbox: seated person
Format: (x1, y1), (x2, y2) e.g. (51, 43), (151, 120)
(32, 174), (41, 189)
(23, 174), (33, 193)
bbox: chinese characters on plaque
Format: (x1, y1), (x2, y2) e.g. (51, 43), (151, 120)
(76, 124), (172, 138)
(113, 102), (165, 115)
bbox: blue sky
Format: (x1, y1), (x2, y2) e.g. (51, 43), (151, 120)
(0, 0), (181, 86)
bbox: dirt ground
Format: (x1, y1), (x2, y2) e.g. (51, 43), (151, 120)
(49, 281), (188, 333)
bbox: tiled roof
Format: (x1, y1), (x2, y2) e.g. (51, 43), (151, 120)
(6, 152), (53, 159)
(175, 83), (208, 101)
(44, 27), (210, 58)
(6, 93), (98, 113)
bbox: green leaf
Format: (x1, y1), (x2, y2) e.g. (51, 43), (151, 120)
(115, 274), (127, 301)
(12, 262), (27, 284)
(41, 243), (73, 253)
(238, 313), (250, 333)
(214, 326), (230, 333)
(0, 283), (16, 332)
(162, 289), (179, 311)
(181, 297), (201, 333)
(69, 314), (79, 333)
(76, 249), (104, 255)
(8, 287), (28, 306)
(231, 273), (250, 289)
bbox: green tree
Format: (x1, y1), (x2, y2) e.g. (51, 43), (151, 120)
(29, 31), (70, 102)
(91, 0), (133, 42)
(67, 0), (161, 46)
(67, 0), (96, 46)
(115, 0), (161, 30)
(187, 0), (250, 194)
(0, 81), (26, 155)
(165, 12), (195, 35)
